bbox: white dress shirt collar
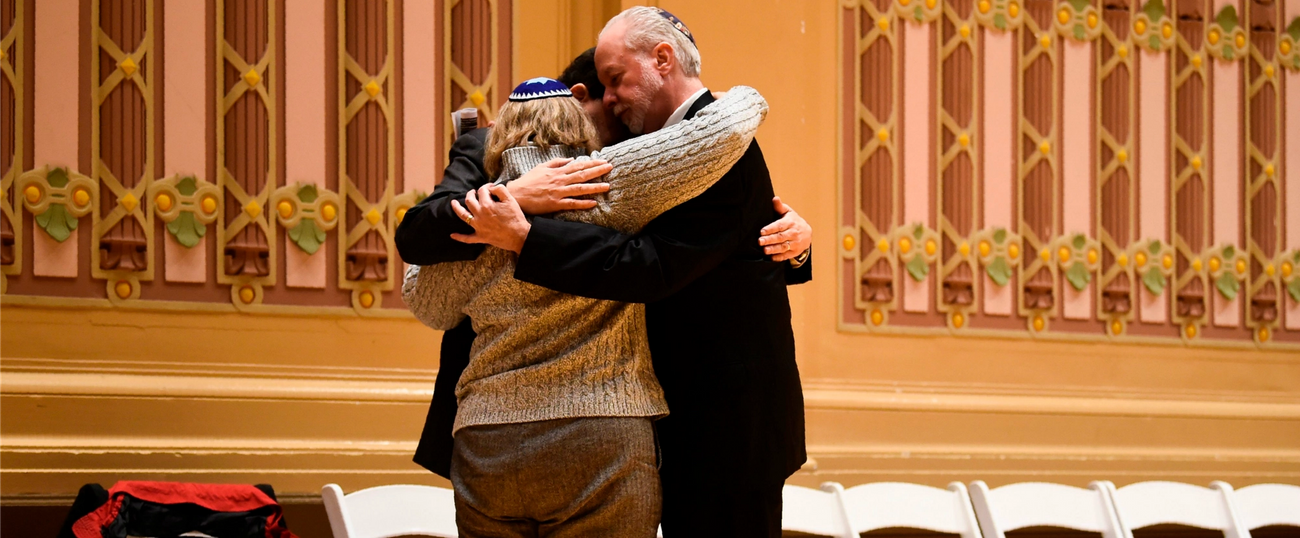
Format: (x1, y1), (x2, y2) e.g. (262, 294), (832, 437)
(662, 88), (710, 129)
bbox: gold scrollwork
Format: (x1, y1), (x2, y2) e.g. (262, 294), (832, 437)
(974, 0), (1025, 32)
(271, 184), (342, 255)
(16, 167), (97, 242)
(1055, 0), (1102, 42)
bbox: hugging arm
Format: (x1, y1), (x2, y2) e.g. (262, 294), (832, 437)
(402, 258), (492, 331)
(553, 86), (768, 233)
(395, 129), (491, 265)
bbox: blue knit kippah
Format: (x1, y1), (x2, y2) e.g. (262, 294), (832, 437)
(655, 8), (695, 45)
(508, 77), (573, 102)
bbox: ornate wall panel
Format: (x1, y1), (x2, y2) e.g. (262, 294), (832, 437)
(338, 0), (396, 310)
(937, 0), (980, 327)
(1017, 0), (1061, 330)
(841, 0), (901, 328)
(1, 0), (22, 281)
(1243, 0), (1282, 342)
(839, 0), (1297, 346)
(217, 0), (277, 301)
(91, 0), (155, 299)
(1170, 0), (1212, 336)
(1097, 0), (1137, 333)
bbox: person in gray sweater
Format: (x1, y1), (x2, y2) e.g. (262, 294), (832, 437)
(402, 77), (768, 537)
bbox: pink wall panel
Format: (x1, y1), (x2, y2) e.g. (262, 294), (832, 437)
(1212, 59), (1240, 327)
(902, 21), (932, 314)
(982, 29), (1015, 317)
(32, 0), (81, 278)
(163, 0), (209, 283)
(285, 0), (327, 289)
(1137, 50), (1169, 324)
(1061, 40), (1093, 321)
(1286, 0), (1300, 331)
(403, 0), (439, 196)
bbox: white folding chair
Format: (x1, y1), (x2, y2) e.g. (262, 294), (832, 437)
(1226, 483), (1300, 532)
(1105, 481), (1247, 538)
(842, 482), (982, 538)
(322, 483), (458, 538)
(969, 481), (1123, 538)
(782, 482), (855, 538)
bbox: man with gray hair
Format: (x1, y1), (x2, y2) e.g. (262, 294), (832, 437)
(453, 7), (809, 537)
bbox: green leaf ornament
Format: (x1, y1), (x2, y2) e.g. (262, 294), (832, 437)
(1149, 35), (1162, 50)
(35, 203), (77, 242)
(288, 219), (327, 255)
(167, 212), (207, 248)
(1074, 25), (1086, 41)
(177, 176), (199, 196)
(1222, 245), (1235, 259)
(1215, 5), (1238, 32)
(1288, 17), (1300, 41)
(47, 167), (71, 188)
(913, 224), (925, 240)
(1142, 0), (1166, 21)
(1065, 261), (1091, 291)
(1288, 276), (1300, 302)
(1148, 240), (1162, 255)
(298, 184), (320, 203)
(1222, 45), (1234, 59)
(1068, 0), (1089, 12)
(1215, 271), (1239, 300)
(906, 255), (930, 282)
(1142, 267), (1166, 296)
(914, 5), (923, 21)
(987, 256), (1012, 286)
(994, 13), (1008, 29)
(993, 228), (1007, 244)
(1072, 234), (1086, 250)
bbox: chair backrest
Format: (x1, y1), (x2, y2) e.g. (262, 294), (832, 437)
(782, 482), (855, 538)
(840, 481), (982, 538)
(321, 483), (458, 538)
(1227, 483), (1300, 531)
(969, 481), (1123, 538)
(1106, 481), (1247, 538)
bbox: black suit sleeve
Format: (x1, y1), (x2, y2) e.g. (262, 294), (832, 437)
(512, 154), (752, 304)
(785, 247), (813, 285)
(395, 128), (490, 265)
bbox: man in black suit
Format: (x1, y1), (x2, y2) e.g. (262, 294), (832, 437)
(418, 8), (811, 537)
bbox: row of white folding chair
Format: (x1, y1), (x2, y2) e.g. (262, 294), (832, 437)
(782, 481), (982, 538)
(321, 480), (1300, 538)
(783, 480), (1300, 538)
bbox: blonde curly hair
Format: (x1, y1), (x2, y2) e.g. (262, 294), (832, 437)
(484, 97), (602, 179)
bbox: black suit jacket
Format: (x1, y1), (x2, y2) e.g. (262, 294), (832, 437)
(397, 128), (488, 479)
(397, 95), (811, 482)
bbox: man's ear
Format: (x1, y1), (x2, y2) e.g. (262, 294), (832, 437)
(652, 42), (676, 74)
(570, 83), (589, 101)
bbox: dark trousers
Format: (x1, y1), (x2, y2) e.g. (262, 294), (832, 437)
(659, 465), (784, 538)
(451, 417), (661, 538)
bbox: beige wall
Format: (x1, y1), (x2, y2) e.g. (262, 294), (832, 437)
(2, 0), (1298, 503)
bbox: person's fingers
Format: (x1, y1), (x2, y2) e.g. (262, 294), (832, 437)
(477, 184), (494, 206)
(451, 200), (475, 223)
(462, 193), (482, 217)
(772, 250), (798, 262)
(450, 233), (484, 244)
(554, 199), (599, 210)
(488, 183), (515, 205)
(772, 196), (793, 215)
(557, 183), (611, 198)
(544, 157), (575, 169)
(565, 162), (613, 183)
(758, 223), (796, 244)
(763, 240), (796, 255)
(559, 159), (610, 177)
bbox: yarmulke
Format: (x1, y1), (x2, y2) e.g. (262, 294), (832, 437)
(655, 8), (695, 45)
(508, 77), (573, 102)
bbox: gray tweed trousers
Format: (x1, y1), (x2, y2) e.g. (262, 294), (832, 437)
(450, 416), (661, 538)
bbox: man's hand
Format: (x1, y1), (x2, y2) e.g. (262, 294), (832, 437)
(759, 196), (812, 262)
(450, 184), (532, 253)
(508, 158), (613, 214)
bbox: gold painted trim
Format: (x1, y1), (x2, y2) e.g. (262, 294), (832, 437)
(0, 293), (415, 319)
(1, 0), (25, 279)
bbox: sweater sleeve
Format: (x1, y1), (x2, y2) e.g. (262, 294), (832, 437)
(402, 256), (494, 331)
(550, 86), (768, 234)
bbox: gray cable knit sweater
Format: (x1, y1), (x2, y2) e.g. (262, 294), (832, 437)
(403, 86), (768, 434)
